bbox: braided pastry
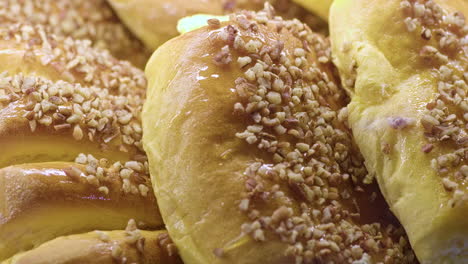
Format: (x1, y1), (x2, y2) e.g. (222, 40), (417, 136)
(3, 223), (182, 264)
(0, 0), (150, 68)
(0, 21), (172, 262)
(0, 24), (146, 167)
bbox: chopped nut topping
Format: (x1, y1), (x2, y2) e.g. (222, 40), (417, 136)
(64, 166), (82, 181)
(402, 0), (467, 204)
(95, 231), (110, 242)
(0, 24), (147, 96)
(207, 18), (221, 28)
(0, 71), (145, 155)
(98, 186), (110, 195)
(213, 45), (232, 66)
(208, 7), (415, 263)
(73, 153), (152, 198)
(422, 143), (434, 153)
(0, 0), (150, 67)
(0, 22), (147, 163)
(124, 219), (143, 245)
(157, 232), (179, 257)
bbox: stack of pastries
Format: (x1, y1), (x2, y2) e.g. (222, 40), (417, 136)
(0, 0), (181, 263)
(0, 0), (466, 264)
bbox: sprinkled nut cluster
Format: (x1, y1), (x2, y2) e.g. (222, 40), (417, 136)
(0, 24), (146, 154)
(0, 72), (145, 154)
(0, 21), (153, 195)
(0, 23), (147, 96)
(220, 0), (329, 35)
(157, 232), (179, 257)
(73, 153), (151, 198)
(96, 219), (170, 263)
(72, 153), (152, 197)
(401, 0), (467, 207)
(209, 6), (415, 264)
(0, 3), (172, 261)
(0, 0), (150, 67)
(124, 219), (146, 251)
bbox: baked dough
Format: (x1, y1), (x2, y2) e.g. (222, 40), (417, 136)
(291, 0), (332, 21)
(0, 23), (147, 168)
(330, 0), (468, 263)
(0, 0), (150, 68)
(0, 21), (163, 261)
(0, 162), (162, 261)
(107, 0), (327, 50)
(2, 229), (181, 264)
(143, 7), (415, 264)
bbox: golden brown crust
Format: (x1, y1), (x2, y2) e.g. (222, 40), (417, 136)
(2, 229), (182, 264)
(0, 24), (147, 168)
(291, 0), (332, 21)
(0, 72), (144, 167)
(0, 0), (150, 68)
(107, 0), (327, 50)
(0, 162), (163, 261)
(330, 0), (467, 262)
(271, 0), (328, 35)
(0, 1), (163, 263)
(0, 24), (147, 96)
(143, 7), (415, 264)
(108, 0), (228, 50)
(0, 17), (167, 262)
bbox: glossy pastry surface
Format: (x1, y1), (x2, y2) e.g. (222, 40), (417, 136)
(144, 7), (415, 264)
(107, 0), (327, 50)
(0, 161), (162, 261)
(330, 0), (467, 263)
(2, 228), (182, 264)
(0, 12), (163, 262)
(0, 23), (147, 168)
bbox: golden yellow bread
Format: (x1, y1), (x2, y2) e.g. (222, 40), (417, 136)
(330, 0), (468, 263)
(2, 229), (182, 264)
(107, 0), (327, 50)
(0, 162), (162, 261)
(143, 7), (415, 264)
(291, 0), (332, 21)
(0, 20), (167, 262)
(267, 0), (329, 34)
(177, 15), (231, 34)
(0, 0), (150, 68)
(0, 24), (148, 168)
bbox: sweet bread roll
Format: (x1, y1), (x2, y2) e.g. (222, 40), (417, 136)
(143, 7), (415, 264)
(291, 0), (332, 21)
(0, 162), (162, 261)
(330, 0), (467, 263)
(107, 0), (327, 50)
(2, 229), (182, 264)
(0, 0), (150, 68)
(269, 0), (328, 34)
(0, 24), (147, 168)
(0, 23), (147, 94)
(0, 18), (166, 262)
